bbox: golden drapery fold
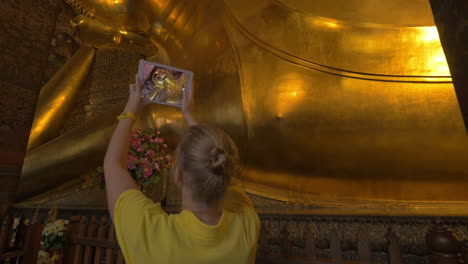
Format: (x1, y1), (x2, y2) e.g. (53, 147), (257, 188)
(27, 46), (96, 151)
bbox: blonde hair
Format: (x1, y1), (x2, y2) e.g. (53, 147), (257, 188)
(176, 125), (239, 205)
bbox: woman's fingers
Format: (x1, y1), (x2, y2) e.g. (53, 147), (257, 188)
(135, 74), (141, 89)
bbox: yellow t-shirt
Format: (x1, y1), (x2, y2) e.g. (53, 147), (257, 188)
(114, 186), (260, 264)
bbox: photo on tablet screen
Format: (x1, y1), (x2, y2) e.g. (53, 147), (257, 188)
(138, 60), (193, 107)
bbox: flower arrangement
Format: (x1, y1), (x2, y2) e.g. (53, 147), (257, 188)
(37, 250), (52, 264)
(8, 217), (29, 248)
(97, 128), (172, 188)
(8, 217), (20, 248)
(127, 128), (172, 187)
(41, 219), (69, 251)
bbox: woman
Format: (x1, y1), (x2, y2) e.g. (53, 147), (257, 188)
(103, 75), (260, 263)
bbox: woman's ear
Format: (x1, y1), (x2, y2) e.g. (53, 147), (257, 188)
(174, 166), (183, 187)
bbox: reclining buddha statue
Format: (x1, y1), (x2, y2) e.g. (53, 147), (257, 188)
(18, 0), (468, 215)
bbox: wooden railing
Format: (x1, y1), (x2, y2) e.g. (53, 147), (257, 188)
(255, 222), (401, 264)
(0, 214), (42, 264)
(2, 212), (468, 264)
(64, 215), (398, 264)
(64, 215), (124, 264)
(65, 215), (397, 264)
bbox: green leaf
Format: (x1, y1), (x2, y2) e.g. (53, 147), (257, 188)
(135, 167), (142, 179)
(54, 241), (63, 249)
(148, 175), (160, 184)
(141, 178), (149, 187)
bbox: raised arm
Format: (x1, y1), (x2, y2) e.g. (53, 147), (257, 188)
(182, 81), (197, 126)
(103, 75), (142, 219)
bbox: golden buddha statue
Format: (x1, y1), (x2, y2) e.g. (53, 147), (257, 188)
(18, 0), (468, 215)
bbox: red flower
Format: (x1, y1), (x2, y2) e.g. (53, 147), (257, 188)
(154, 162), (160, 171)
(141, 164), (153, 178)
(166, 154), (173, 164)
(131, 138), (142, 149)
(146, 149), (156, 158)
(127, 155), (138, 170)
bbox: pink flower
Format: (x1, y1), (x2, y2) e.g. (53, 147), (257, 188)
(140, 157), (149, 164)
(146, 149), (155, 158)
(131, 138), (142, 148)
(157, 131), (161, 135)
(141, 164), (153, 178)
(127, 155), (138, 169)
(155, 138), (164, 144)
(137, 147), (144, 152)
(154, 162), (160, 171)
(163, 144), (167, 148)
(166, 154), (173, 164)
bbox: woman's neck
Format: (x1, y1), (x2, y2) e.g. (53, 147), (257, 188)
(181, 190), (222, 226)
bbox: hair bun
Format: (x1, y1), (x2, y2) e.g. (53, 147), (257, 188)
(207, 147), (227, 174)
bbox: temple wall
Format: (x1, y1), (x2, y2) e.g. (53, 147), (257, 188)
(0, 0), (64, 216)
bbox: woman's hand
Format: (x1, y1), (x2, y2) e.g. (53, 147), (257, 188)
(124, 74), (144, 114)
(182, 80), (197, 126)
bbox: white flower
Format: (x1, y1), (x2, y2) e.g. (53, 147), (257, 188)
(37, 250), (51, 264)
(42, 223), (53, 236)
(25, 219), (31, 225)
(13, 218), (20, 229)
(54, 220), (66, 232)
(42, 219), (68, 238)
(38, 250), (49, 258)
